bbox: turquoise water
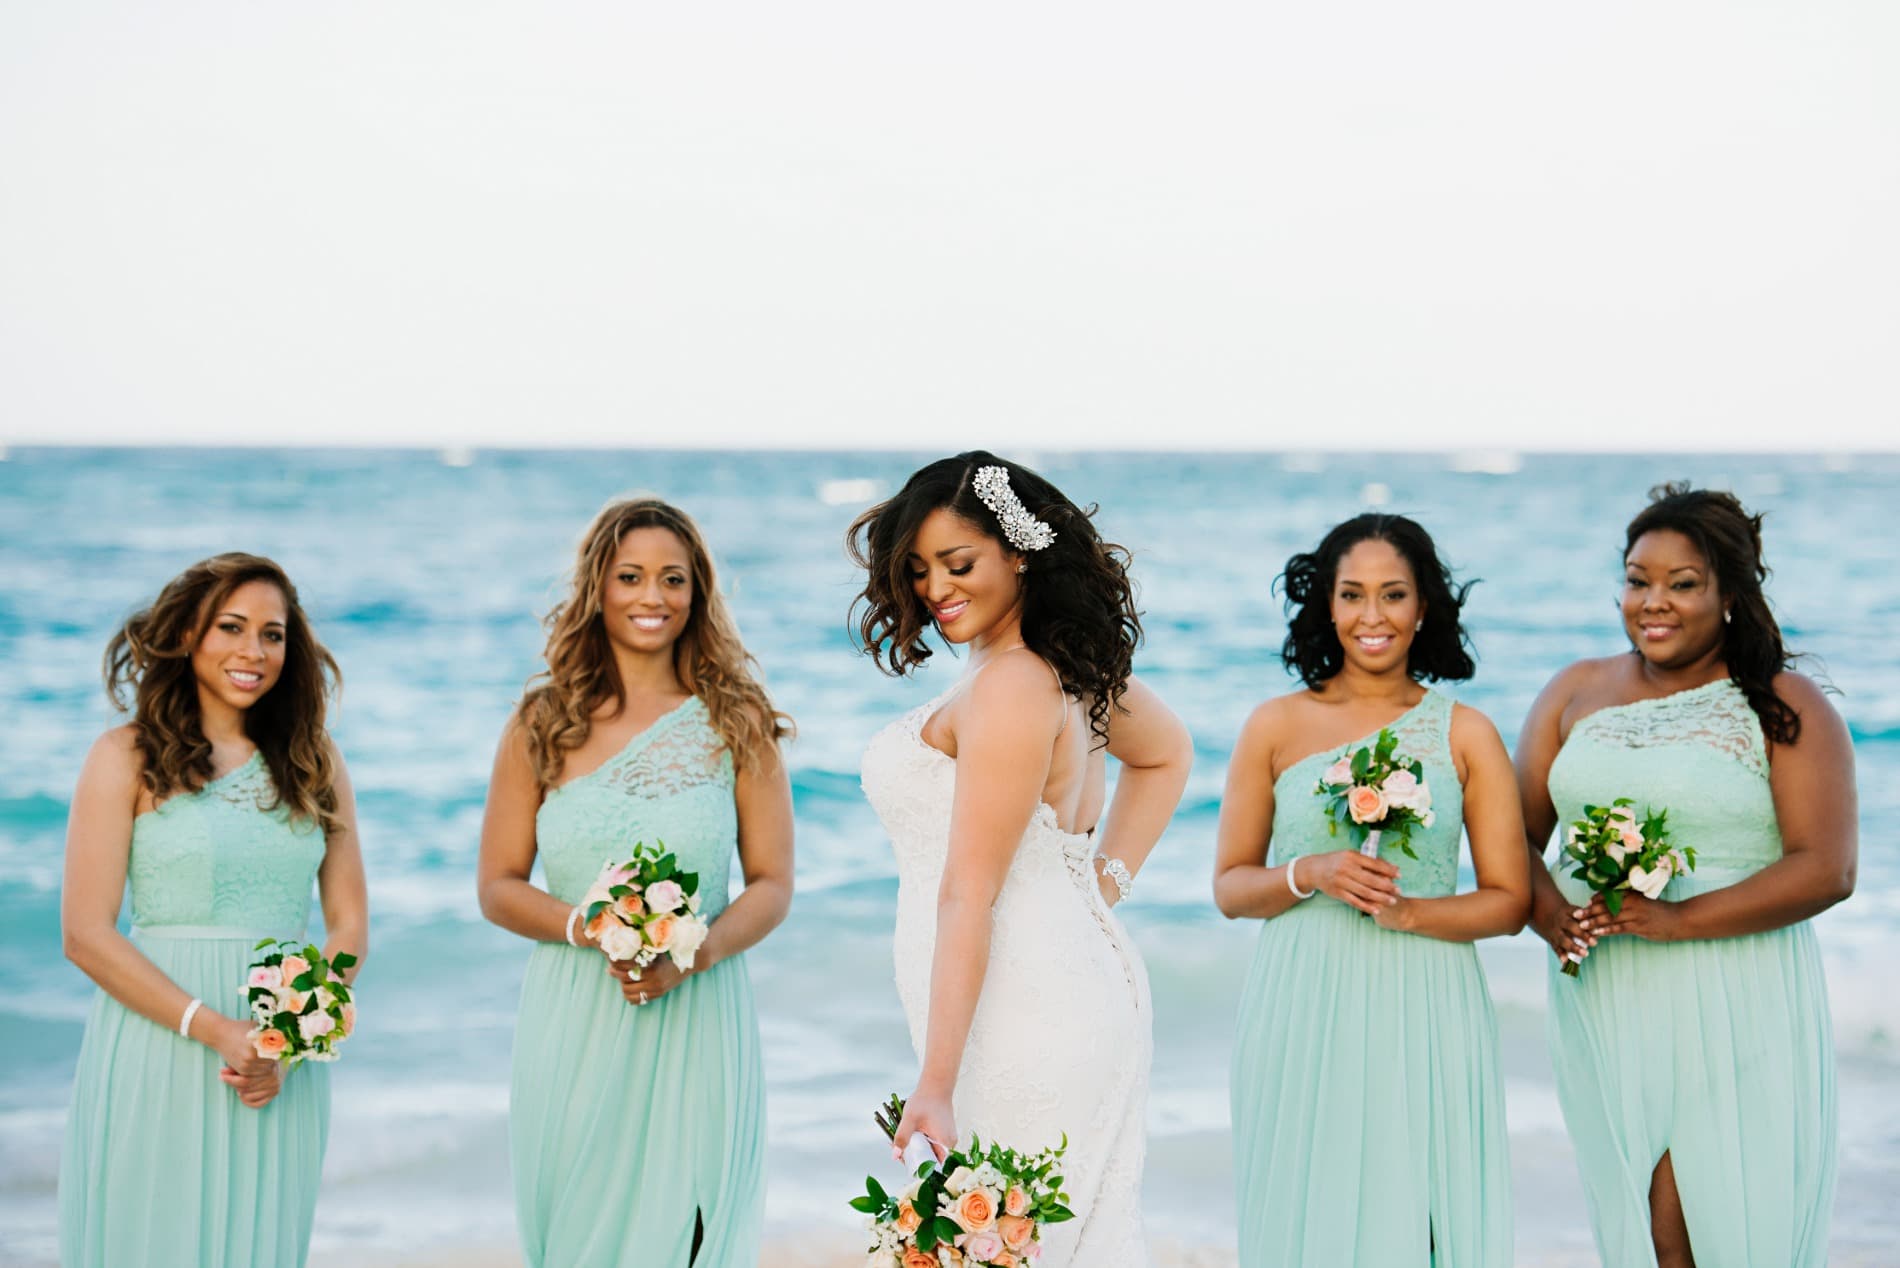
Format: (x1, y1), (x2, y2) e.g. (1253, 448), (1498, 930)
(2, 448), (1895, 1260)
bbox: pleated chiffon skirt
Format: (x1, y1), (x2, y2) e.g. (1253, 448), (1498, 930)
(60, 927), (331, 1268)
(509, 942), (765, 1268)
(1547, 871), (1837, 1267)
(1231, 899), (1513, 1267)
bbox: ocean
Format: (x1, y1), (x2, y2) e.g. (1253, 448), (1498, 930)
(1, 448), (1895, 1263)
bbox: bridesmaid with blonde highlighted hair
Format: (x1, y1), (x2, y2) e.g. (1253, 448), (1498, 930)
(478, 497), (794, 1267)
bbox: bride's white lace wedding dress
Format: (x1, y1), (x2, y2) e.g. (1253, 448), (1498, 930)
(862, 683), (1154, 1267)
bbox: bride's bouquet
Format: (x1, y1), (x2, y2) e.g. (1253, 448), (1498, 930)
(580, 842), (710, 972)
(853, 1094), (1073, 1266)
(244, 939), (357, 1066)
(1555, 798), (1694, 977)
(1313, 728), (1435, 859)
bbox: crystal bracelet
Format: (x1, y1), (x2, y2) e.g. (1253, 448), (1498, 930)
(1098, 856), (1133, 903)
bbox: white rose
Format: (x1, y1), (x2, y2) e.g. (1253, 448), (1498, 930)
(1627, 865), (1670, 900)
(1604, 840), (1627, 866)
(298, 1010), (336, 1041)
(1322, 758), (1353, 787)
(597, 922), (644, 962)
(667, 916), (709, 970)
(1381, 769), (1425, 811)
(944, 1165), (977, 1196)
(1420, 809), (1436, 829)
(644, 879), (686, 913)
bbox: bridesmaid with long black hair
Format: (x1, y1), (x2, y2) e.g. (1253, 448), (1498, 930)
(1518, 484), (1856, 1266)
(59, 553), (368, 1268)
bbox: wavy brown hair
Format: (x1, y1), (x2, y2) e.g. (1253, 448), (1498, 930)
(105, 553), (342, 834)
(1625, 482), (1801, 745)
(846, 451), (1143, 746)
(517, 497), (791, 784)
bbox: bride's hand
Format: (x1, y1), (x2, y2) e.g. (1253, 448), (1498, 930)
(892, 1088), (954, 1165)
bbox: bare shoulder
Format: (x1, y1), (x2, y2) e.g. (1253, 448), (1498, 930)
(1240, 690), (1308, 743)
(87, 724), (144, 774)
(1772, 670), (1850, 746)
(1448, 700), (1504, 747)
(968, 648), (1064, 720)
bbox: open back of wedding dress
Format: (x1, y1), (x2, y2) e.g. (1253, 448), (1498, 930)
(862, 684), (1154, 1267)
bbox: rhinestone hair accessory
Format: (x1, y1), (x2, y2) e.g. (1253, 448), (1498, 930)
(971, 465), (1057, 552)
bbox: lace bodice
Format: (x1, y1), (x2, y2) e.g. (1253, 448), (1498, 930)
(535, 697), (737, 920)
(128, 752), (327, 934)
(1549, 678), (1782, 885)
(1270, 690), (1464, 899)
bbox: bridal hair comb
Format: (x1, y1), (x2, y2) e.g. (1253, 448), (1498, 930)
(972, 465), (1057, 553)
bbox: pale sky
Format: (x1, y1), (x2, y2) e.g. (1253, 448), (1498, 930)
(1, 2), (1895, 451)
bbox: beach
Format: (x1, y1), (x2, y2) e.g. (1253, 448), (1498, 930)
(3, 449), (1897, 1265)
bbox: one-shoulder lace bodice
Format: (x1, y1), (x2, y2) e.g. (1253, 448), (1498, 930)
(535, 697), (736, 919)
(129, 753), (326, 934)
(1549, 678), (1782, 885)
(1269, 689), (1464, 898)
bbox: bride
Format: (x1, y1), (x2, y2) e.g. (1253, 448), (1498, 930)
(852, 452), (1192, 1265)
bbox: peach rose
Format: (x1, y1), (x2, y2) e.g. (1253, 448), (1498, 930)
(895, 1199), (922, 1235)
(997, 1214), (1034, 1251)
(252, 1028), (289, 1060)
(901, 1250), (936, 1268)
(614, 892), (645, 920)
(279, 955), (310, 987)
(1003, 1186), (1029, 1216)
(644, 913), (679, 951)
(955, 1187), (997, 1231)
(962, 1230), (1004, 1260)
(340, 1002), (356, 1036)
(992, 1252), (1019, 1268)
(276, 988), (307, 1015)
(1346, 784), (1387, 825)
(1618, 824), (1645, 853)
(584, 908), (611, 941)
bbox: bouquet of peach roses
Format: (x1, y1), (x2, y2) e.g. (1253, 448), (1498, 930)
(853, 1094), (1072, 1266)
(580, 842), (710, 973)
(1313, 727), (1435, 860)
(244, 939), (357, 1066)
(1556, 798), (1693, 977)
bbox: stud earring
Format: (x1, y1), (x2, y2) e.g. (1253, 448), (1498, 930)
(1724, 610), (1732, 624)
(1017, 563), (1028, 575)
(1415, 620), (1424, 632)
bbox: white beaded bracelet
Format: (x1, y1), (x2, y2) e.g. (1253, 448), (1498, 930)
(1285, 857), (1315, 900)
(178, 997), (204, 1039)
(1098, 856), (1133, 903)
(564, 905), (585, 947)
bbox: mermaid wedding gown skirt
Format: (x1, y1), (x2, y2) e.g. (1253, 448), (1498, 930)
(863, 690), (1153, 1268)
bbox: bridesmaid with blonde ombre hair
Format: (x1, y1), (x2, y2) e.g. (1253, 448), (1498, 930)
(478, 497), (794, 1267)
(59, 553), (368, 1268)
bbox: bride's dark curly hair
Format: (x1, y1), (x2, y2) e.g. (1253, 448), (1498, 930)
(1279, 513), (1477, 688)
(847, 451), (1142, 745)
(1625, 482), (1800, 745)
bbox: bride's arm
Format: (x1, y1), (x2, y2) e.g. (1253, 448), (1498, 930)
(893, 657), (1062, 1160)
(1094, 674), (1193, 906)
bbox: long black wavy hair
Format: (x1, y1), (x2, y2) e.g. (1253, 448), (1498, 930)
(1625, 482), (1800, 745)
(847, 451), (1142, 746)
(1278, 513), (1477, 689)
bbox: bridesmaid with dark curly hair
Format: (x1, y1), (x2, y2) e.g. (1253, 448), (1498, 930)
(59, 553), (368, 1268)
(1518, 485), (1855, 1267)
(1216, 513), (1527, 1266)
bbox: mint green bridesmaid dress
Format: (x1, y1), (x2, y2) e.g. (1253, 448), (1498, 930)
(1546, 679), (1836, 1265)
(60, 752), (332, 1268)
(510, 697), (764, 1268)
(1231, 690), (1513, 1266)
